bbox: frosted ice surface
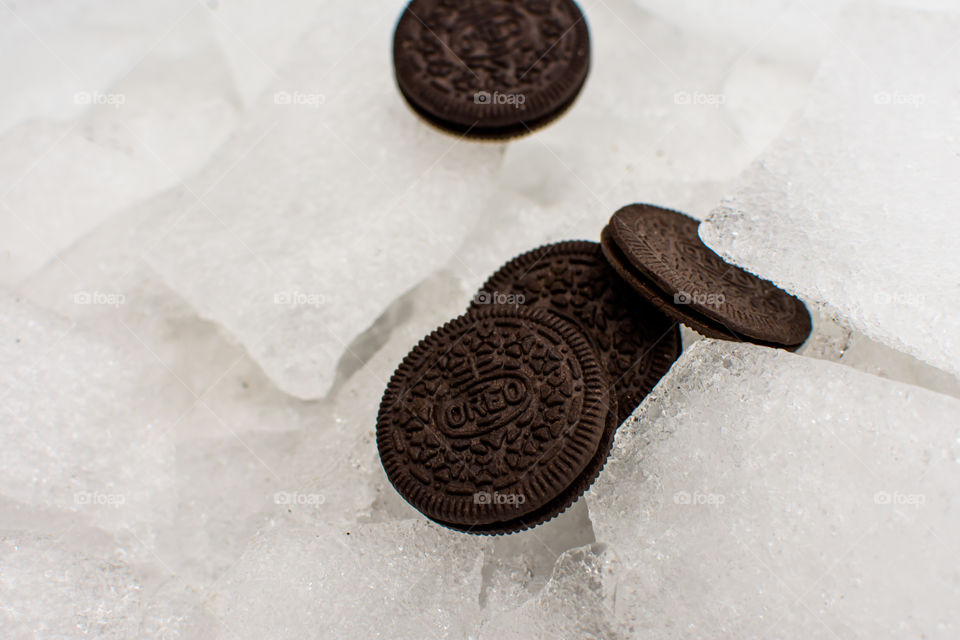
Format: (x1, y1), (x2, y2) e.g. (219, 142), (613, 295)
(480, 543), (619, 640)
(701, 5), (960, 379)
(800, 313), (960, 400)
(588, 340), (960, 638)
(19, 213), (363, 582)
(138, 576), (216, 640)
(0, 533), (145, 639)
(476, 500), (597, 616)
(0, 293), (175, 535)
(497, 0), (813, 229)
(281, 421), (381, 530)
(16, 223), (481, 586)
(628, 0), (842, 69)
(0, 532), (211, 640)
(208, 519), (488, 640)
(205, 0), (323, 105)
(0, 7), (238, 285)
(143, 0), (503, 400)
(22, 208), (319, 443)
(154, 431), (304, 588)
(629, 0), (960, 67)
(0, 0), (199, 133)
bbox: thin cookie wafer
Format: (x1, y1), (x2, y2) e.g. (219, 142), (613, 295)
(603, 204), (811, 349)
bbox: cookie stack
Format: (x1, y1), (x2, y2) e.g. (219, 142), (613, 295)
(377, 205), (811, 534)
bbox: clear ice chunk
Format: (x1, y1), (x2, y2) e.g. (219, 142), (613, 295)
(589, 339), (960, 638)
(701, 5), (960, 379)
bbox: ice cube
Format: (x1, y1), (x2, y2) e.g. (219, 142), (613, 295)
(477, 500), (598, 616)
(204, 0), (323, 105)
(628, 0), (960, 68)
(498, 0), (813, 222)
(627, 0), (839, 69)
(155, 431), (304, 588)
(20, 213), (375, 581)
(0, 293), (175, 535)
(207, 519), (489, 639)
(0, 0), (198, 133)
(701, 5), (960, 380)
(0, 531), (212, 640)
(0, 532), (144, 639)
(0, 6), (238, 286)
(589, 339), (960, 638)
(479, 543), (619, 640)
(142, 0), (504, 400)
(22, 207), (320, 443)
(800, 313), (960, 400)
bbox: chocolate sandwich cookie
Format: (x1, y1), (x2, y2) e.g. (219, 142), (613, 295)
(601, 204), (812, 349)
(471, 241), (681, 424)
(376, 306), (613, 534)
(392, 0), (591, 139)
(435, 395), (617, 535)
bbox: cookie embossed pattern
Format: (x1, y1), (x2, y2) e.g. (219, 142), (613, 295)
(377, 307), (613, 534)
(393, 0), (591, 138)
(471, 241), (682, 425)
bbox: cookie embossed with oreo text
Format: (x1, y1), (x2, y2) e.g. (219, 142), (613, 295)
(471, 241), (681, 424)
(601, 204), (812, 349)
(376, 306), (613, 534)
(393, 0), (591, 138)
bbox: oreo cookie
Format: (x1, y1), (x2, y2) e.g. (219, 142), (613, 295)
(601, 204), (812, 350)
(376, 306), (613, 534)
(392, 0), (591, 139)
(471, 241), (681, 424)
